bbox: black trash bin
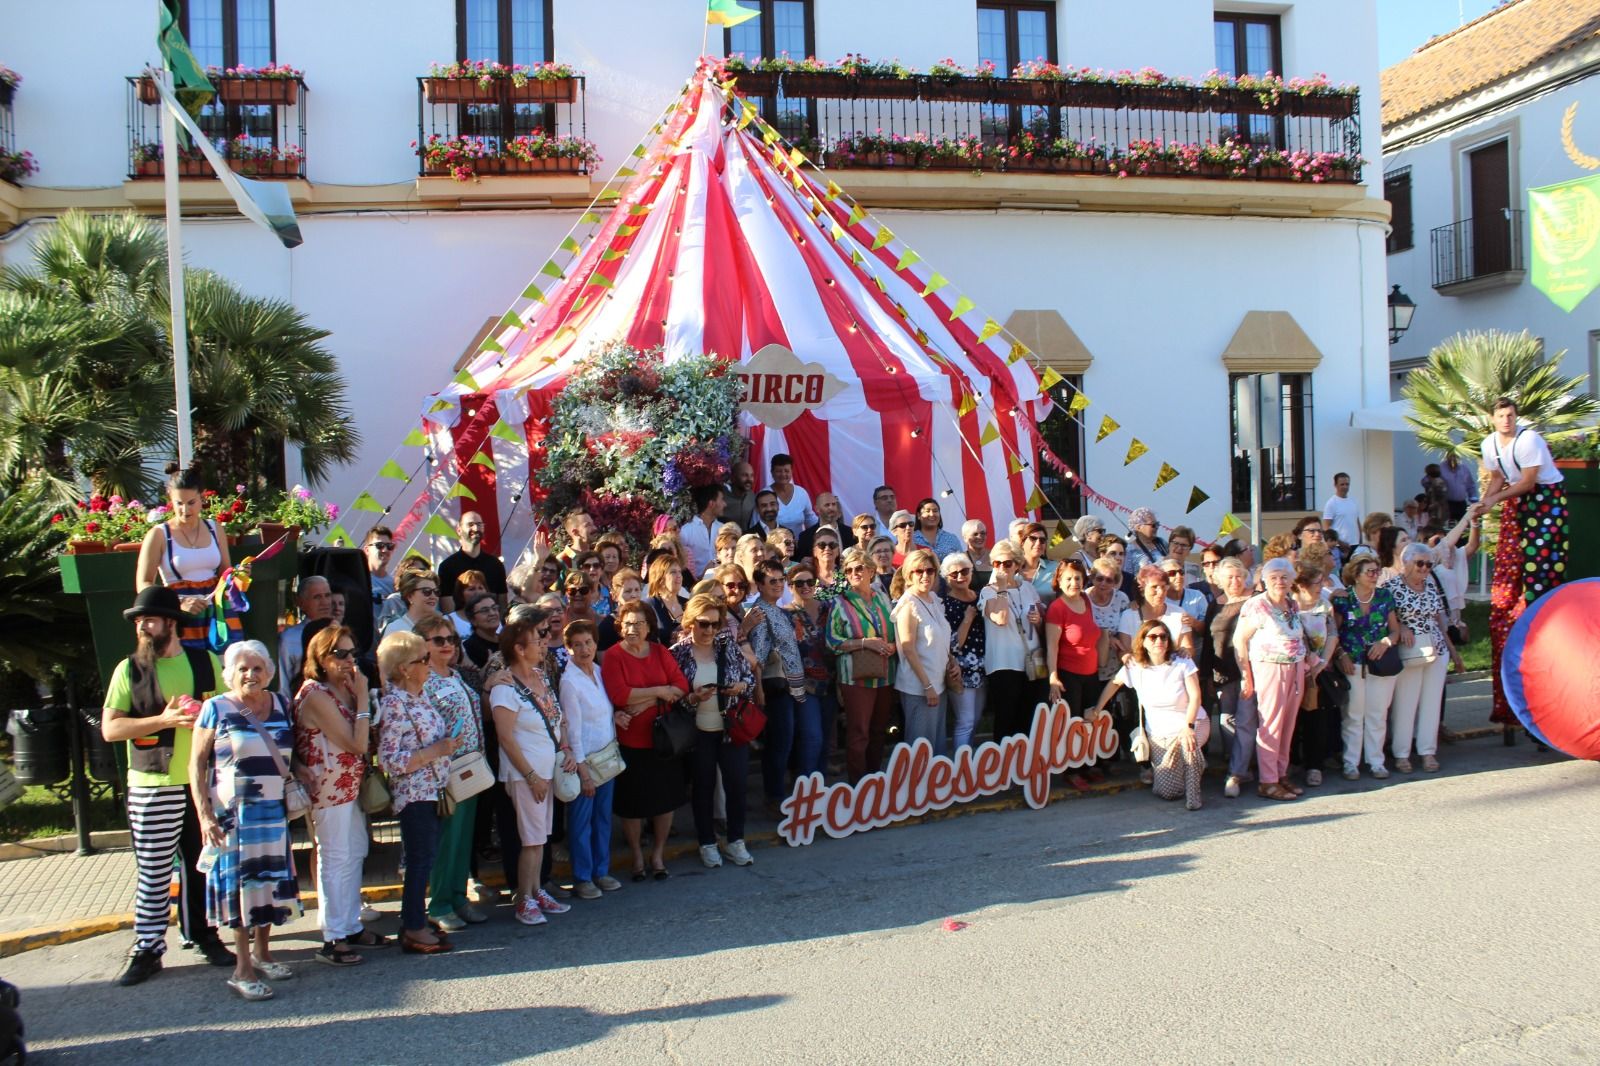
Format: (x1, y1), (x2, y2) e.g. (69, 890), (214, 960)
(79, 710), (119, 784)
(7, 707), (68, 786)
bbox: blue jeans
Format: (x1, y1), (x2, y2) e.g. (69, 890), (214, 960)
(692, 730), (749, 845)
(565, 779), (614, 884)
(761, 681), (796, 803)
(793, 689), (827, 780)
(1216, 679), (1259, 778)
(949, 681), (984, 753)
(398, 801), (440, 931)
(900, 689), (950, 756)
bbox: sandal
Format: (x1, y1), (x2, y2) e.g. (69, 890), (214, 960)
(400, 934), (453, 955)
(344, 929), (392, 949)
(254, 960), (294, 981)
(226, 976), (274, 1001)
(1282, 780), (1304, 796)
(651, 864), (670, 881)
(1257, 783), (1296, 801)
(316, 941), (364, 966)
(630, 867), (648, 883)
(1421, 755), (1440, 773)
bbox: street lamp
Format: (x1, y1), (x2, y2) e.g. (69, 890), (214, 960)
(1388, 284), (1416, 345)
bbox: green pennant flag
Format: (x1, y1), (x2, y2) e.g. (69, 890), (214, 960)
(615, 167), (637, 178)
(539, 260), (565, 280)
(401, 428), (428, 447)
(421, 514), (459, 539)
(351, 491), (385, 513)
(847, 203), (866, 227)
(519, 282), (547, 304)
(601, 249), (625, 261)
(559, 236), (582, 255)
(589, 273), (615, 290)
(403, 548), (428, 562)
(452, 369), (479, 391)
(489, 420), (523, 443)
(706, 0), (759, 25)
(579, 212), (602, 224)
(469, 451), (496, 469)
(598, 188), (621, 201)
(156, 0), (216, 122)
(445, 482), (478, 502)
(630, 143), (647, 158)
(321, 523), (354, 548)
(428, 398), (454, 413)
(628, 204), (651, 216)
(478, 336), (503, 355)
(948, 295), (976, 321)
(976, 318), (1002, 343)
(1529, 174), (1600, 312)
(897, 250), (923, 271)
(617, 224), (640, 236)
(377, 460), (411, 483)
(871, 227), (895, 251)
(1185, 486), (1210, 514)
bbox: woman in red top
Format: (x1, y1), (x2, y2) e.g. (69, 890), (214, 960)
(1045, 560), (1106, 788)
(600, 600), (689, 881)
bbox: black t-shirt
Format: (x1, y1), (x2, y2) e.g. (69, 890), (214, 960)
(462, 632), (497, 670)
(438, 549), (507, 601)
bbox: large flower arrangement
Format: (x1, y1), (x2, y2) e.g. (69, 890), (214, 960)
(53, 494), (153, 547)
(539, 342), (744, 545)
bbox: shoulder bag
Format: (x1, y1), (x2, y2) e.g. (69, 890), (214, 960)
(513, 675), (580, 803)
(719, 638), (767, 746)
(1367, 643), (1404, 677)
(1012, 589), (1048, 682)
(583, 739), (626, 786)
(843, 589), (889, 681)
(237, 695), (311, 820)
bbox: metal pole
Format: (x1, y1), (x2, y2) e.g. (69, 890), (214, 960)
(64, 677), (95, 857)
(1250, 448), (1263, 561)
(160, 69), (194, 469)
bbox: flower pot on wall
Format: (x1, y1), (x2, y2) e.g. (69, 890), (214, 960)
(1282, 93), (1356, 119)
(852, 75), (920, 100)
(66, 540), (108, 555)
(778, 71), (850, 99)
(218, 77), (299, 106)
(508, 77), (576, 103)
(423, 78), (501, 104)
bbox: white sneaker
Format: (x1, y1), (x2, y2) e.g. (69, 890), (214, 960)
(534, 889), (571, 915)
(359, 906), (382, 924)
(514, 899), (546, 926)
(1223, 775), (1241, 798)
(432, 912), (467, 932)
(1342, 766), (1360, 781)
(722, 839), (754, 866)
(699, 844), (723, 868)
(1306, 769), (1323, 787)
(1370, 764), (1390, 779)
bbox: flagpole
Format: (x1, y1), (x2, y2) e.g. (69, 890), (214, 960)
(159, 68), (194, 470)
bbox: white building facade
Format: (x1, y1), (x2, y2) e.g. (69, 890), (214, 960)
(0, 0), (1391, 548)
(1382, 0), (1600, 497)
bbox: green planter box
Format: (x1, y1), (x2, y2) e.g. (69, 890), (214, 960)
(1557, 461), (1600, 581)
(59, 538), (293, 693)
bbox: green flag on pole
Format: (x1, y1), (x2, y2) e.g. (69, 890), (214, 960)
(1529, 174), (1600, 313)
(156, 0), (214, 121)
(706, 0), (759, 27)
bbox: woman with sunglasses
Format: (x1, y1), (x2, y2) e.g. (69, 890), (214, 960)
(572, 552), (611, 616)
(1382, 543), (1453, 773)
(788, 560), (836, 775)
(292, 625), (381, 966)
(381, 569), (442, 638)
(375, 631), (463, 953)
(1125, 507), (1169, 576)
(563, 572), (601, 629)
(867, 536), (898, 597)
(1331, 557), (1400, 781)
(410, 612), (488, 934)
(893, 548), (953, 756)
(887, 510), (917, 567)
(1234, 558), (1317, 801)
(1089, 620), (1208, 810)
(981, 539), (1044, 740)
(1207, 557), (1259, 797)
(1086, 557), (1131, 712)
(828, 548), (898, 782)
(1017, 522), (1056, 604)
(745, 560), (808, 809)
(940, 552), (986, 752)
(671, 593), (757, 868)
(809, 530), (848, 605)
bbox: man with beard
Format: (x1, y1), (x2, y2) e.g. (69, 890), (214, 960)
(723, 461), (758, 532)
(101, 587), (229, 985)
(438, 511), (507, 613)
(798, 491), (857, 557)
(747, 489), (781, 538)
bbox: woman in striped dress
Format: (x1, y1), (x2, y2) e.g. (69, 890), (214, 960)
(826, 548), (898, 783)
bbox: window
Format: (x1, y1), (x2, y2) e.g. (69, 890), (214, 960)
(181, 0), (276, 150)
(1229, 373), (1315, 512)
(724, 1), (816, 141)
(977, 2), (1058, 140)
(457, 0), (556, 144)
(1036, 374), (1085, 520)
(1385, 167), (1414, 254)
(1214, 13), (1283, 147)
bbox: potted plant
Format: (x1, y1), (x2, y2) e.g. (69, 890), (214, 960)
(507, 60), (580, 103)
(55, 495), (153, 554)
(0, 65), (20, 108)
(1115, 66), (1197, 111)
(1550, 429), (1600, 470)
(1279, 73), (1357, 119)
(923, 134), (998, 172)
(0, 147), (38, 185)
(422, 59), (510, 103)
(209, 63), (303, 106)
(723, 54), (779, 97)
(839, 55), (919, 100)
(502, 131), (600, 174)
(772, 54), (847, 98)
(259, 485), (337, 545)
(224, 135), (304, 178)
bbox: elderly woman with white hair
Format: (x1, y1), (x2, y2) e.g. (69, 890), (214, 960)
(958, 519), (992, 588)
(1233, 557), (1318, 801)
(1125, 508), (1167, 574)
(188, 640), (303, 1001)
(1072, 516), (1104, 573)
(1382, 542), (1454, 773)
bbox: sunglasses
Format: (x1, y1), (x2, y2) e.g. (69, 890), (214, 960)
(567, 585), (593, 596)
(1163, 570), (1183, 579)
(427, 634), (459, 647)
(415, 587), (439, 597)
(370, 542), (395, 552)
(947, 568), (972, 577)
(1092, 575), (1117, 584)
(911, 567), (936, 577)
(580, 561), (603, 570)
(328, 647), (356, 661)
(409, 656), (429, 666)
(844, 565), (868, 575)
(816, 543), (840, 551)
(723, 581), (748, 590)
(1025, 534), (1047, 542)
(1413, 560), (1434, 570)
(693, 618), (721, 630)
(535, 626), (551, 638)
(791, 578), (817, 589)
(1144, 633), (1170, 643)
(995, 559), (1018, 569)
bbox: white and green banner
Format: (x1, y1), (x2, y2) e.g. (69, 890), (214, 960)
(1529, 173), (1600, 312)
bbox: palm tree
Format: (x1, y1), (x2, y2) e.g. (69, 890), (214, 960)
(1403, 329), (1600, 457)
(0, 209), (358, 502)
(0, 485), (91, 683)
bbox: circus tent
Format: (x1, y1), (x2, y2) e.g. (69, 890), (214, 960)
(414, 63), (1051, 556)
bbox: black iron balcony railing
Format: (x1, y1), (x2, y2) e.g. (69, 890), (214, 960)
(1431, 210), (1525, 289)
(731, 72), (1362, 184)
(415, 75), (591, 179)
(125, 74), (308, 181)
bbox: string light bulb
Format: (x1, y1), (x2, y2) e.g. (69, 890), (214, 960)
(911, 426), (923, 438)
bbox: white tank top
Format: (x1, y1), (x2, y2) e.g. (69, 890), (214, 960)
(159, 519), (223, 584)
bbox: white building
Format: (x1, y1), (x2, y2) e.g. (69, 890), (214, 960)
(1382, 0), (1600, 497)
(0, 0), (1392, 549)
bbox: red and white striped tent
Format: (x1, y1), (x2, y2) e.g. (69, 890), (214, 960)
(423, 64), (1049, 557)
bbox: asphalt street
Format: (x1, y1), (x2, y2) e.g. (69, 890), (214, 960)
(5, 734), (1596, 1065)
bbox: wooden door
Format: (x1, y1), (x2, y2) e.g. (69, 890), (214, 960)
(1469, 140), (1511, 275)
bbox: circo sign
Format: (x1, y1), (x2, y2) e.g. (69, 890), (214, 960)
(737, 343), (847, 429)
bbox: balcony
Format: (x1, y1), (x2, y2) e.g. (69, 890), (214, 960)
(414, 73), (593, 202)
(123, 73), (309, 205)
(730, 70), (1372, 218)
(1431, 211), (1526, 295)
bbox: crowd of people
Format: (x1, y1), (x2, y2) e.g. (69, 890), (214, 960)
(102, 398), (1569, 999)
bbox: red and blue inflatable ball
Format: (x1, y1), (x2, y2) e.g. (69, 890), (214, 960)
(1500, 577), (1600, 760)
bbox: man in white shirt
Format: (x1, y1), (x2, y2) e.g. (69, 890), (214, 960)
(679, 484), (726, 578)
(277, 575), (332, 691)
(1321, 471), (1361, 548)
(872, 485), (898, 537)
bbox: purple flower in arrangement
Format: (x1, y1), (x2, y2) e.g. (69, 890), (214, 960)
(236, 484), (246, 494)
(294, 487), (312, 501)
(327, 504), (340, 521)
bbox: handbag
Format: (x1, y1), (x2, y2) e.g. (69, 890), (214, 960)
(1127, 699), (1151, 763)
(1009, 588), (1047, 681)
(1399, 635), (1439, 664)
(514, 674), (581, 803)
(1366, 643), (1404, 678)
(843, 588), (889, 681)
(358, 759), (391, 815)
(715, 638), (767, 745)
(652, 703), (697, 757)
(583, 739), (625, 786)
(446, 749), (494, 804)
(237, 695), (311, 820)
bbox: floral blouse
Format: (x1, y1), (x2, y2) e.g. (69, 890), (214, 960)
(792, 604), (836, 694)
(1381, 575), (1445, 645)
(292, 680), (364, 809)
(1332, 586), (1397, 660)
(1239, 594), (1306, 664)
(748, 598), (805, 687)
(424, 669), (483, 756)
(813, 572), (849, 608)
(376, 688), (450, 814)
(1297, 590), (1337, 660)
(1088, 590), (1130, 681)
(941, 592), (986, 689)
(668, 631), (758, 712)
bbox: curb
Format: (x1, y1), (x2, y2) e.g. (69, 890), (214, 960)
(0, 830), (133, 863)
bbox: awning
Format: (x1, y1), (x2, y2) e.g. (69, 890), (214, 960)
(1349, 399), (1413, 432)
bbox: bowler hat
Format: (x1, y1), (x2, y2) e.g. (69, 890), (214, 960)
(123, 586), (193, 624)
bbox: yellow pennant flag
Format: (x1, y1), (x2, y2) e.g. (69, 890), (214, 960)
(825, 180), (842, 201)
(1186, 486), (1210, 514)
(1124, 439), (1149, 466)
(979, 422), (1000, 446)
(1007, 342), (1030, 365)
(1038, 366), (1064, 392)
(1067, 392), (1091, 416)
(1153, 462), (1180, 491)
(1096, 415), (1120, 442)
(1219, 513), (1242, 536)
(1007, 452), (1026, 475)
(761, 125), (779, 146)
(896, 249), (922, 271)
(977, 318), (1002, 343)
(788, 146), (805, 169)
(847, 203), (866, 227)
(948, 295), (976, 321)
(1051, 520), (1071, 546)
(1026, 486), (1047, 513)
(871, 227), (895, 250)
(919, 272), (948, 296)
(957, 391), (978, 417)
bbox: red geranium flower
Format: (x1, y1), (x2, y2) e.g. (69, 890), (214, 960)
(51, 514), (64, 524)
(84, 521), (100, 533)
(203, 489), (218, 498)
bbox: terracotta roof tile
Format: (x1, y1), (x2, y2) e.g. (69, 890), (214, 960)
(1380, 0), (1600, 129)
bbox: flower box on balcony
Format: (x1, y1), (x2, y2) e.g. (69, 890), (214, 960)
(989, 78), (1060, 105)
(1007, 155), (1108, 174)
(924, 156), (1000, 172)
(423, 77), (501, 104)
(508, 76), (578, 103)
(1128, 85), (1199, 112)
(1059, 81), (1125, 109)
(217, 76), (299, 106)
(921, 75), (985, 102)
(728, 70), (780, 97)
(134, 157), (216, 179)
(228, 157), (300, 178)
(1281, 93), (1356, 119)
(853, 74), (920, 100)
(779, 71), (851, 98)
(498, 156), (585, 174)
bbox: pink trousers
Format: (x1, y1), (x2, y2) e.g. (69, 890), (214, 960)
(1252, 659), (1305, 785)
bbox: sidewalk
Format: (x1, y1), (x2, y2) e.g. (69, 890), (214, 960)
(0, 676), (1506, 957)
